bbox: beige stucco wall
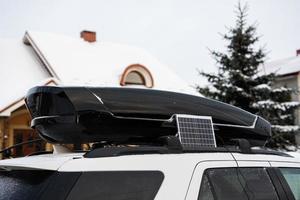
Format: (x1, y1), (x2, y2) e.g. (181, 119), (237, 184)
(8, 108), (31, 147)
(0, 107), (52, 159)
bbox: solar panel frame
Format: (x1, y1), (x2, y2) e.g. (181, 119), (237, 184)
(175, 114), (217, 150)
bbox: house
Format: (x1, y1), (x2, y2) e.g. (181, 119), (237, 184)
(262, 49), (300, 144)
(0, 30), (197, 158)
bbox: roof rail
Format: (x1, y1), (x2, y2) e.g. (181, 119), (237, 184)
(83, 136), (292, 158)
(83, 145), (292, 158)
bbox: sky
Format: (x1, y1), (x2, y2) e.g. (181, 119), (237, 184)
(0, 0), (300, 86)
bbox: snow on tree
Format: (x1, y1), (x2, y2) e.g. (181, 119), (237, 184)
(197, 2), (300, 149)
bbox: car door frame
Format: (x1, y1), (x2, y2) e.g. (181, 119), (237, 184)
(237, 160), (291, 200)
(186, 159), (293, 200)
(269, 161), (300, 200)
(185, 160), (237, 200)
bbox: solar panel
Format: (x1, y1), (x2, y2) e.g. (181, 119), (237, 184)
(175, 114), (216, 150)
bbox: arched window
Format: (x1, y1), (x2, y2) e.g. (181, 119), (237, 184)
(124, 71), (145, 85)
(120, 64), (154, 88)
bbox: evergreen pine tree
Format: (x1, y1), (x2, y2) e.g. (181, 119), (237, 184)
(197, 3), (300, 149)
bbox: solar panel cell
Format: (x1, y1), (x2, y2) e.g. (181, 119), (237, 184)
(176, 115), (217, 150)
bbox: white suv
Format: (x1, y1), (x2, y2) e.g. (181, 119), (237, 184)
(0, 86), (299, 200)
(0, 149), (299, 200)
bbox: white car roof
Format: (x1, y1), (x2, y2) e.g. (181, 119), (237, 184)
(0, 153), (84, 170)
(1, 152), (299, 200)
(0, 151), (299, 171)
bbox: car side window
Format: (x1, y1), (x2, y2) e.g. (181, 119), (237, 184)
(279, 168), (300, 200)
(198, 174), (214, 200)
(198, 168), (279, 200)
(198, 168), (248, 200)
(238, 168), (279, 200)
(66, 171), (164, 200)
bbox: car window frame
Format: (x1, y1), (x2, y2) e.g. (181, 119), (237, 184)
(270, 161), (300, 200)
(187, 159), (294, 200)
(185, 160), (238, 200)
(198, 167), (284, 200)
(266, 167), (293, 200)
(272, 168), (298, 200)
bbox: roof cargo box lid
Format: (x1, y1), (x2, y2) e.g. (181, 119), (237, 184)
(25, 86), (271, 145)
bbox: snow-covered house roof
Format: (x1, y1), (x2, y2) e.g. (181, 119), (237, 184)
(262, 55), (300, 76)
(0, 38), (53, 116)
(0, 31), (197, 116)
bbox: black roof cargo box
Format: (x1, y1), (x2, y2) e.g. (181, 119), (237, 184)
(25, 86), (271, 145)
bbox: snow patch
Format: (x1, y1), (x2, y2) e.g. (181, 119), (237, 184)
(253, 84), (271, 90)
(252, 101), (300, 111)
(273, 87), (290, 93)
(272, 125), (300, 133)
(282, 102), (300, 108)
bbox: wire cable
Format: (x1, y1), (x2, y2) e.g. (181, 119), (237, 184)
(0, 138), (43, 154)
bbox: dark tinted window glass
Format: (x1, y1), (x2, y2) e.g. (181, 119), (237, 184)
(280, 168), (300, 200)
(198, 168), (279, 200)
(0, 170), (81, 200)
(198, 174), (214, 200)
(40, 172), (81, 200)
(0, 170), (54, 200)
(239, 168), (279, 200)
(67, 171), (164, 200)
(202, 168), (248, 200)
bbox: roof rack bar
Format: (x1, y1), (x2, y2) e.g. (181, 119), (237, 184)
(83, 145), (292, 158)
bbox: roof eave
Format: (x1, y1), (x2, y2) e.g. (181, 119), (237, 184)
(0, 78), (59, 117)
(23, 31), (60, 80)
